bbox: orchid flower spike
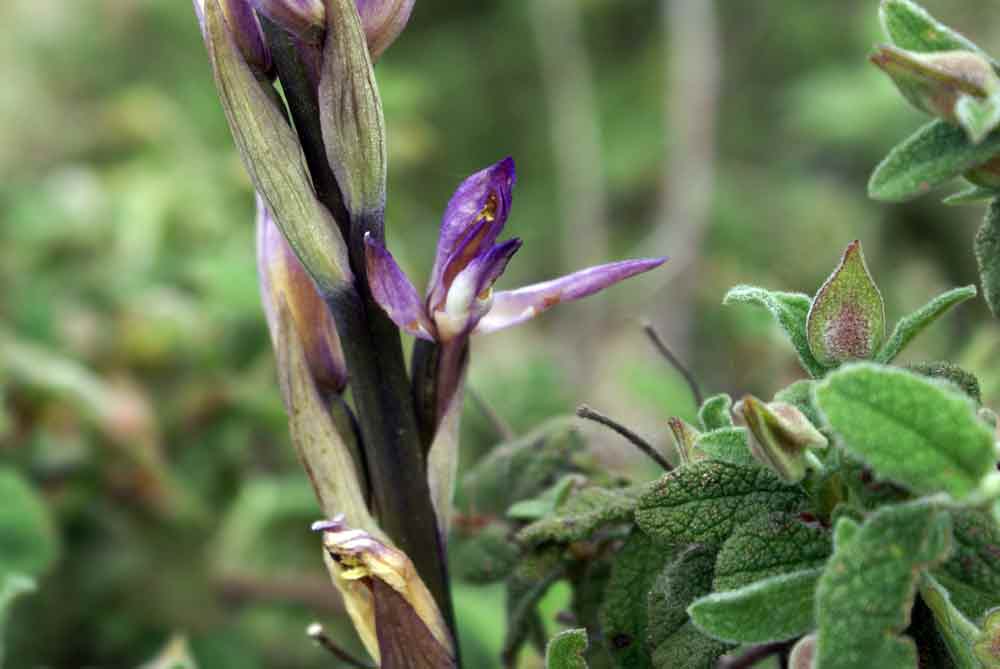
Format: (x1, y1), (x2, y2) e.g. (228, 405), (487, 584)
(366, 157), (667, 344)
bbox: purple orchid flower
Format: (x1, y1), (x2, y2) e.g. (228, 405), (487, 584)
(365, 157), (666, 344)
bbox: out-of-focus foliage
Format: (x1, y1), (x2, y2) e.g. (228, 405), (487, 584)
(1, 0), (998, 666)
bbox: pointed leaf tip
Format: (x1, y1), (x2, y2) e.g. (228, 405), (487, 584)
(807, 241), (885, 366)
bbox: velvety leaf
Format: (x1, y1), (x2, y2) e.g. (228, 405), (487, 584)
(568, 559), (613, 668)
(0, 468), (58, 582)
(649, 621), (730, 669)
(698, 394), (734, 431)
(879, 0), (990, 59)
(689, 568), (822, 644)
(508, 475), (581, 521)
(518, 486), (641, 547)
(504, 549), (566, 667)
(869, 119), (1000, 202)
(975, 608), (1000, 668)
(944, 183), (1000, 205)
(815, 500), (953, 669)
(722, 286), (828, 378)
(635, 461), (808, 549)
(977, 199), (1000, 317)
(806, 240), (885, 366)
(462, 418), (584, 517)
(815, 364), (995, 500)
(600, 532), (678, 669)
(906, 361), (982, 403)
(932, 509), (1000, 622)
(713, 513), (832, 592)
(545, 629), (589, 669)
(875, 285), (978, 363)
(647, 545), (717, 647)
(958, 93), (1000, 145)
(920, 573), (982, 669)
(0, 574), (35, 668)
(450, 522), (520, 584)
(693, 428), (755, 467)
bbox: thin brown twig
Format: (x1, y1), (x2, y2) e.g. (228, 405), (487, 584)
(306, 623), (374, 668)
(642, 322), (704, 408)
(576, 404), (672, 471)
(716, 639), (795, 669)
(468, 387), (515, 442)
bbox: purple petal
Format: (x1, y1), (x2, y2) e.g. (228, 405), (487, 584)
(365, 234), (435, 340)
(219, 0), (272, 72)
(356, 0), (416, 60)
(251, 0), (325, 43)
(427, 157), (517, 310)
(473, 257), (667, 335)
(432, 239), (522, 341)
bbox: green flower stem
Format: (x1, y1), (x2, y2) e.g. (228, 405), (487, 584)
(262, 26), (458, 649)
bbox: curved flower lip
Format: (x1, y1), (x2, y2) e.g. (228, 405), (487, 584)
(366, 156), (667, 344)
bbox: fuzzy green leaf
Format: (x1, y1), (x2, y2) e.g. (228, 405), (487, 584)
(920, 573), (983, 669)
(600, 532), (678, 669)
(463, 418), (585, 517)
(815, 500), (954, 669)
(698, 394), (734, 431)
(722, 286), (828, 378)
(689, 568), (822, 644)
(933, 509), (1000, 622)
(869, 119), (1000, 202)
(508, 475), (581, 522)
(880, 0), (990, 59)
(906, 361), (982, 403)
(713, 513), (832, 592)
(635, 461), (808, 549)
(0, 468), (58, 582)
(944, 184), (1000, 205)
(978, 199), (1000, 317)
(694, 428), (755, 467)
(875, 285), (978, 363)
(647, 545), (730, 669)
(450, 522), (520, 584)
(815, 364), (995, 500)
(975, 608), (1000, 668)
(518, 486), (641, 547)
(806, 241), (885, 366)
(958, 93), (1000, 145)
(545, 629), (589, 669)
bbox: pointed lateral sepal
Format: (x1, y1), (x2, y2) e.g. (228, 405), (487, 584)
(870, 45), (1000, 143)
(202, 0), (350, 294)
(315, 517), (455, 666)
(722, 286), (828, 378)
(879, 0), (992, 61)
(807, 241), (885, 366)
(740, 396), (827, 483)
(977, 199), (1000, 317)
(875, 285), (977, 363)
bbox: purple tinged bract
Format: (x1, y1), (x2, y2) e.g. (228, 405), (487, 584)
(195, 0), (272, 73)
(365, 157), (667, 343)
(356, 0), (416, 60)
(251, 0), (326, 43)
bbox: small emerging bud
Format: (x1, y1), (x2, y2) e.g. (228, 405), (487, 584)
(668, 417), (702, 465)
(357, 0), (416, 60)
(788, 633), (818, 669)
(806, 240), (885, 366)
(740, 396), (827, 483)
(974, 608), (1000, 668)
(252, 0), (325, 43)
(257, 197), (347, 395)
(872, 46), (997, 118)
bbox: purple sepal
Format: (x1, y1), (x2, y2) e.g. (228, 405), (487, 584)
(474, 257), (667, 335)
(356, 0), (417, 59)
(365, 233), (436, 340)
(219, 0), (273, 73)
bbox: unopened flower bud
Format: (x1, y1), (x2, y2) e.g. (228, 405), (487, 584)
(251, 0), (325, 44)
(356, 0), (416, 60)
(806, 240), (885, 366)
(740, 396), (827, 483)
(257, 197), (347, 394)
(871, 45), (1000, 143)
(667, 417), (701, 465)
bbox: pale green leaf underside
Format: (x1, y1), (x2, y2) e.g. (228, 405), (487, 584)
(689, 569), (822, 644)
(920, 573), (982, 669)
(978, 200), (1000, 317)
(698, 394), (734, 431)
(815, 364), (995, 500)
(943, 184), (1000, 206)
(880, 0), (992, 62)
(694, 428), (755, 467)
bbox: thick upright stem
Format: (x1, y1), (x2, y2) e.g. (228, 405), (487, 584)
(263, 25), (457, 646)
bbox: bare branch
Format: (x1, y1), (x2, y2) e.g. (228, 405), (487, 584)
(306, 623), (374, 668)
(642, 322), (704, 407)
(576, 404), (672, 471)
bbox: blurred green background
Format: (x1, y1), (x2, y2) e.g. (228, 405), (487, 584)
(1, 0), (997, 666)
